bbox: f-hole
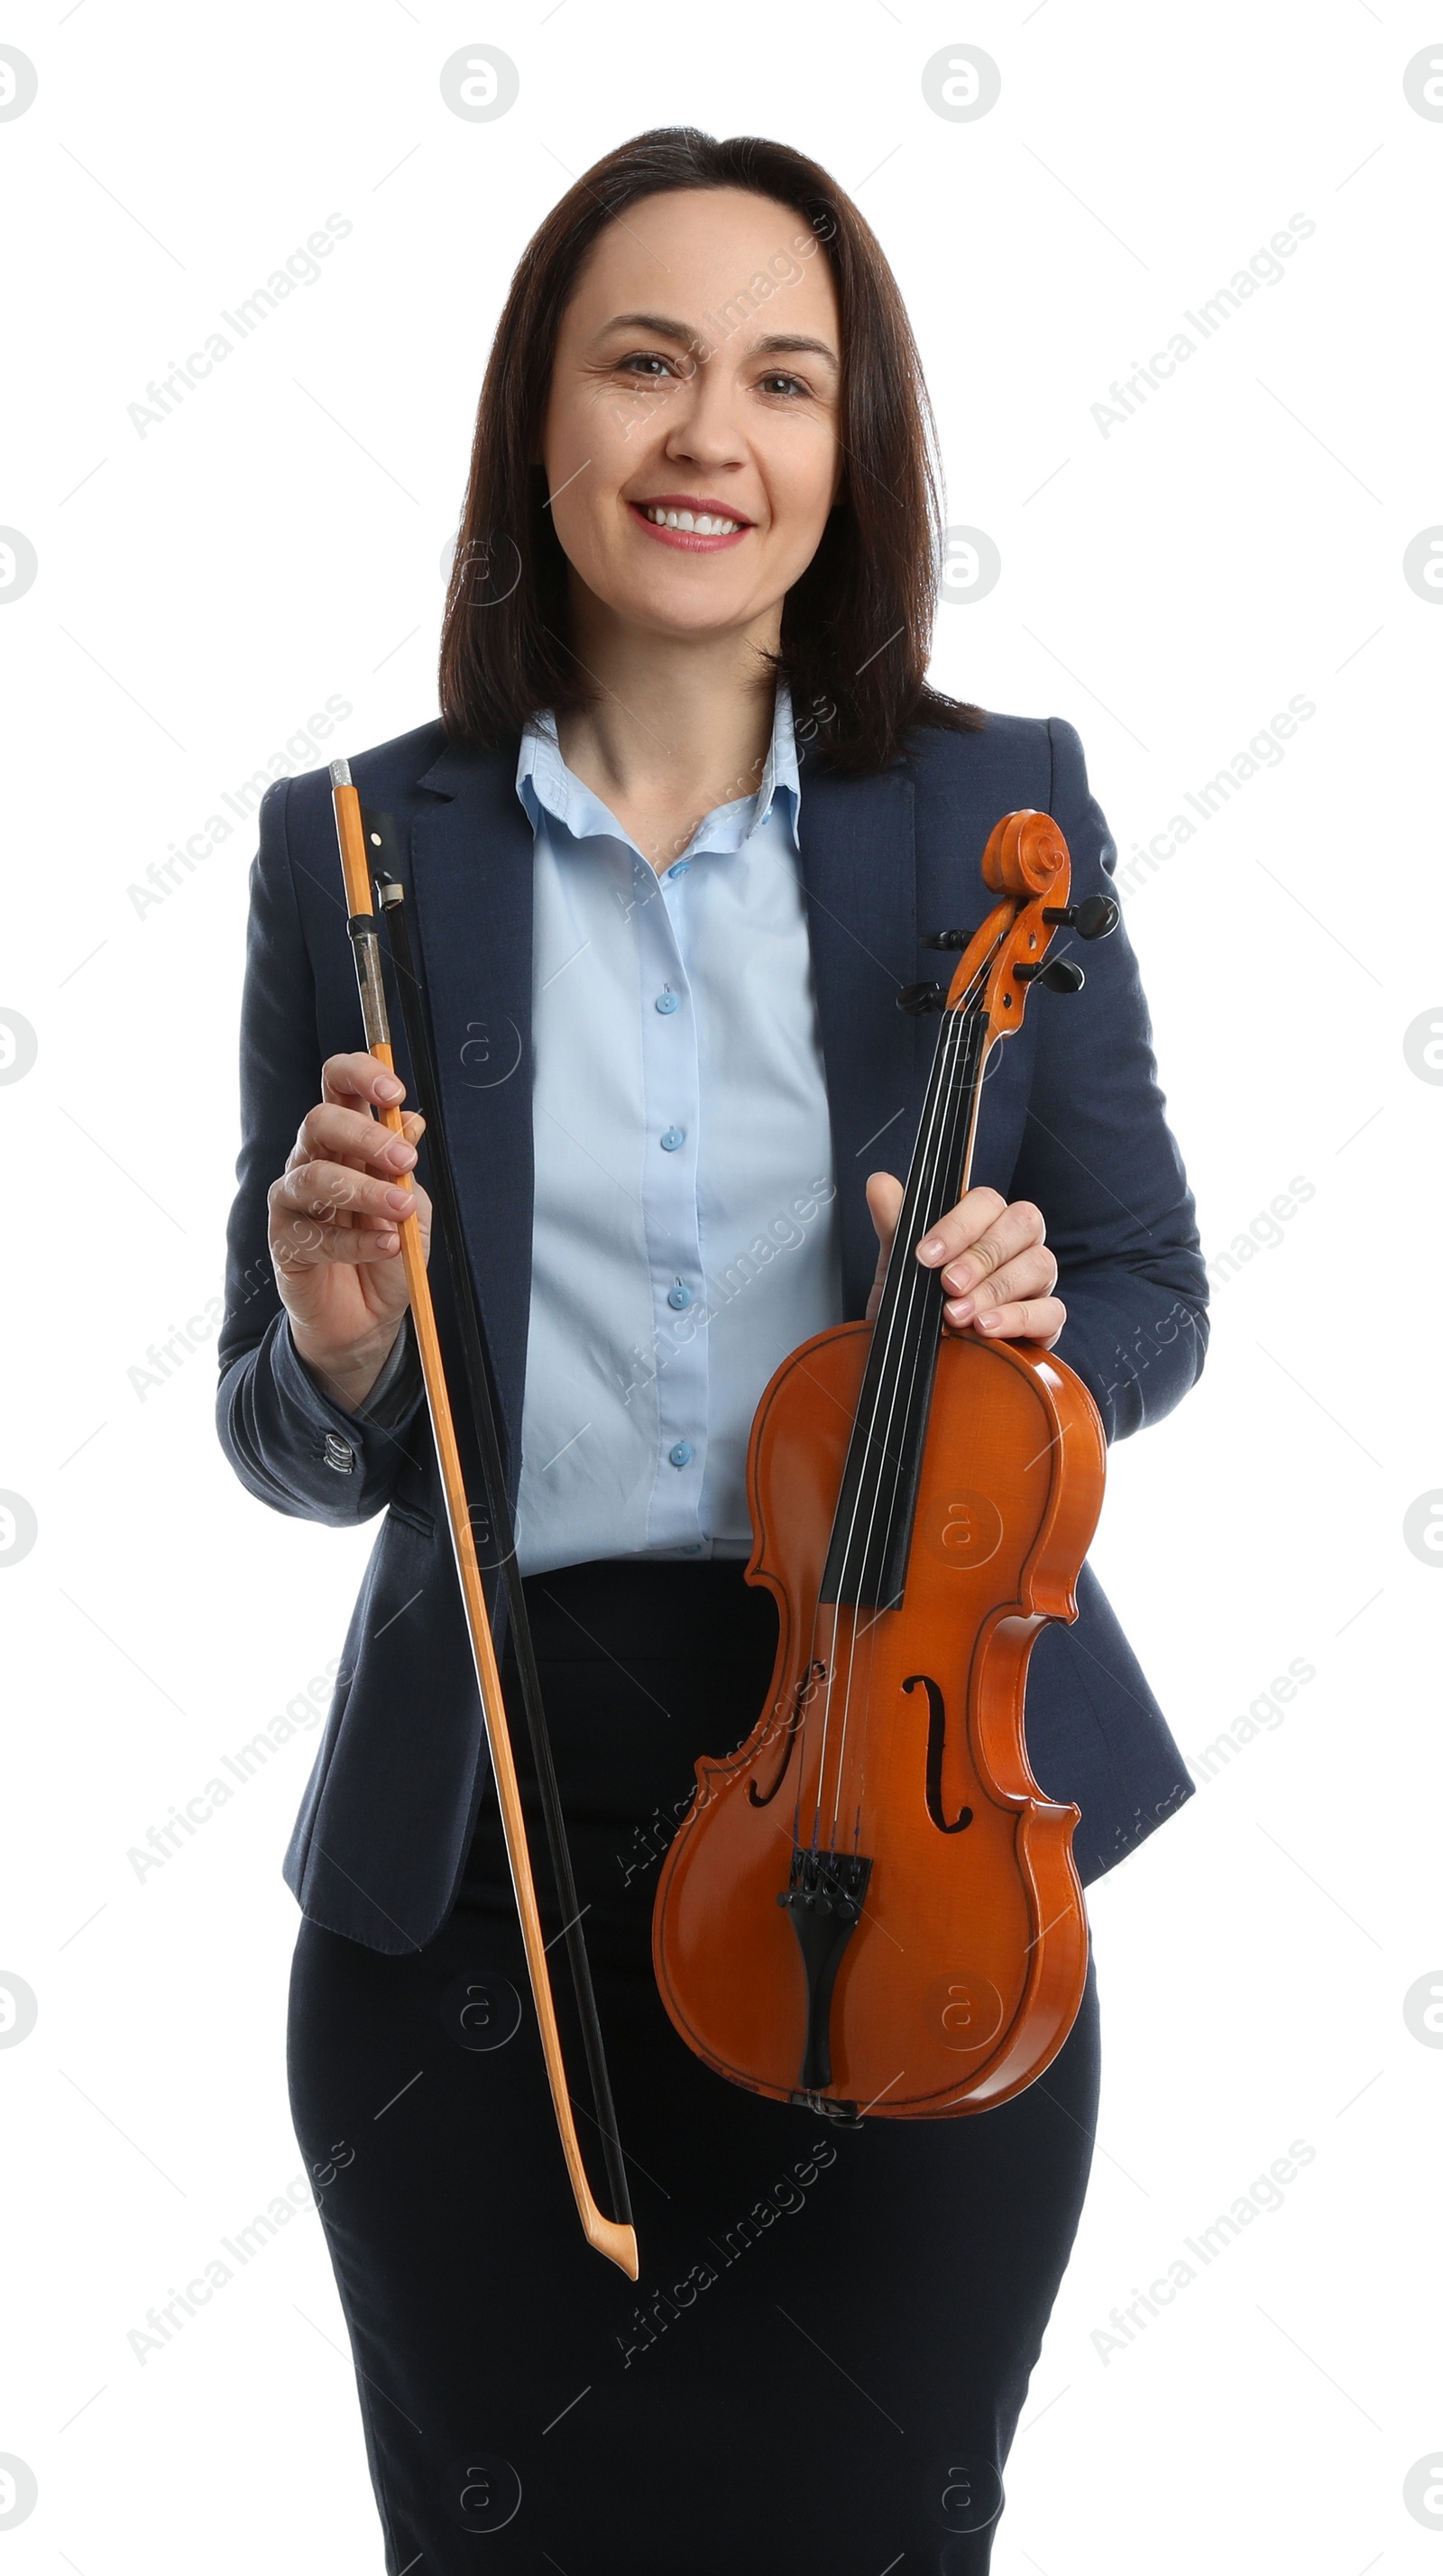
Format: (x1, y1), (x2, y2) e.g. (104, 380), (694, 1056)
(749, 1661), (824, 1808)
(903, 1673), (974, 1835)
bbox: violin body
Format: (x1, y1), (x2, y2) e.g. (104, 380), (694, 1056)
(653, 1319), (1104, 2117)
(652, 808), (1114, 2122)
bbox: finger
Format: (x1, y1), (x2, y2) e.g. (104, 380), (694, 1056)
(272, 1210), (405, 1267)
(273, 1174), (431, 1267)
(915, 1185), (1007, 1267)
(865, 1172), (905, 1247)
(319, 1051), (407, 1113)
(941, 1245), (1059, 1326)
(271, 1160), (417, 1230)
(923, 1195), (1044, 1292)
(967, 1295), (1066, 1347)
(290, 1100), (424, 1178)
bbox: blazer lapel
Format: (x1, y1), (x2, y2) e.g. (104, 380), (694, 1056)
(795, 744), (923, 1317)
(407, 732), (537, 1496)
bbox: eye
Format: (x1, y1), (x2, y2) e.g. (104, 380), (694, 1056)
(757, 372), (811, 400)
(614, 351), (684, 383)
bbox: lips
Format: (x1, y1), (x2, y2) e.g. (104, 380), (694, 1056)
(629, 497), (753, 553)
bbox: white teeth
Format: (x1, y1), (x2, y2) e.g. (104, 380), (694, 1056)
(642, 504), (741, 535)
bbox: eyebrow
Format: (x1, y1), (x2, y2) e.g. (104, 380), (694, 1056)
(598, 311), (839, 365)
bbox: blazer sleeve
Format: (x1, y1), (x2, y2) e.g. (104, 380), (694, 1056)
(1007, 717), (1209, 1443)
(215, 776), (426, 1525)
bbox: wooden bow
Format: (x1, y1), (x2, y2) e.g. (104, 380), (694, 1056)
(330, 759), (639, 2280)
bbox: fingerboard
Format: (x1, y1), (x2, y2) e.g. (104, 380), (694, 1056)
(818, 985), (992, 1610)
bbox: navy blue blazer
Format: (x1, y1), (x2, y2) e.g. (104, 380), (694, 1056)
(216, 709), (1209, 1955)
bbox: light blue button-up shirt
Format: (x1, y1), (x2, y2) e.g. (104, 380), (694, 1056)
(510, 680), (844, 1578)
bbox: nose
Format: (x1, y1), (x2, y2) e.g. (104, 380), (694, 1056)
(662, 357), (749, 475)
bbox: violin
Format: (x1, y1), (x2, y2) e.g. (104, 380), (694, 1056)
(652, 809), (1119, 2121)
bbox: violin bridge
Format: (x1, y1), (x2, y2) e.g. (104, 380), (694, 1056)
(777, 1847), (873, 2097)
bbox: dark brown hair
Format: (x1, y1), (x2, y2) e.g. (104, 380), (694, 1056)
(437, 126), (984, 774)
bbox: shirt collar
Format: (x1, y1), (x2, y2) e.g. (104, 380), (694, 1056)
(515, 677), (800, 860)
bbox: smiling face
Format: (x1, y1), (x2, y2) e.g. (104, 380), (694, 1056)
(539, 187), (845, 651)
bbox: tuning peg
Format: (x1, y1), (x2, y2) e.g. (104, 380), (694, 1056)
(896, 980), (946, 1015)
(1041, 895), (1119, 942)
(923, 928), (970, 951)
(1013, 957), (1085, 994)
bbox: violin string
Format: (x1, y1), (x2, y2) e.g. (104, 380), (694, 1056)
(807, 965), (989, 1845)
(793, 998), (953, 1853)
(854, 1009), (991, 1838)
(800, 945), (997, 1849)
(823, 1001), (988, 1844)
(823, 1006), (971, 1840)
(816, 998), (979, 1845)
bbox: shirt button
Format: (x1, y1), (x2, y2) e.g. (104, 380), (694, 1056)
(667, 860), (691, 878)
(655, 989), (680, 1014)
(669, 1440), (694, 1467)
(660, 1127), (685, 1151)
(666, 1282), (693, 1310)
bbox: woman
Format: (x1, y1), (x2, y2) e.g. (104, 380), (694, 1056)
(218, 128), (1208, 2574)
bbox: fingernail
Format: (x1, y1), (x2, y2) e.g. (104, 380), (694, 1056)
(948, 1297), (974, 1322)
(978, 1314), (1002, 1331)
(386, 1186), (412, 1212)
(377, 1075), (404, 1100)
(919, 1236), (944, 1262)
(390, 1143), (417, 1168)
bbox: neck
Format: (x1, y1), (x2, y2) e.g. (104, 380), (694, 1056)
(553, 576), (783, 872)
(821, 986), (993, 1611)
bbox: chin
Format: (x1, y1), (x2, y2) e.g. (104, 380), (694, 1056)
(609, 579), (758, 639)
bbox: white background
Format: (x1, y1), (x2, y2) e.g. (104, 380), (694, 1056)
(3, 3), (1439, 2568)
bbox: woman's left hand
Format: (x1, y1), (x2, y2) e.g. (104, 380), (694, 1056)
(865, 1174), (1064, 1348)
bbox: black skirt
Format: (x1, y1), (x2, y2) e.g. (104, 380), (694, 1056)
(287, 1558), (1100, 2575)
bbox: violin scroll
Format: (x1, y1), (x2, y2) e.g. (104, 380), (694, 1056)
(936, 809), (1118, 1039)
(980, 806), (1070, 898)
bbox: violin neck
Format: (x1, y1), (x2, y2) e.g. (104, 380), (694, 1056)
(818, 994), (992, 1611)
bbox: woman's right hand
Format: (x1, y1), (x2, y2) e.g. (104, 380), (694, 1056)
(267, 1052), (433, 1413)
